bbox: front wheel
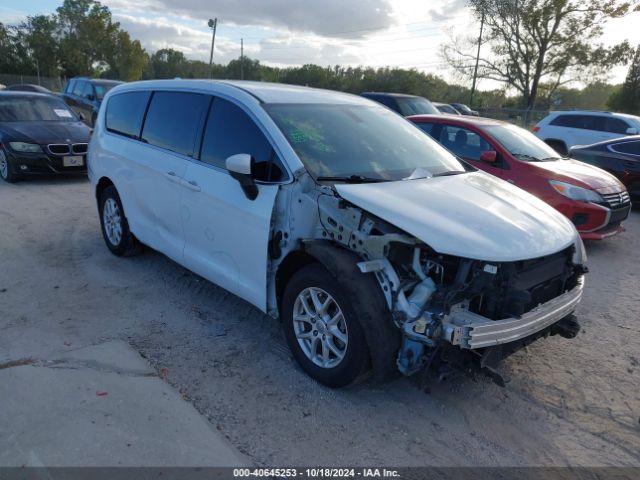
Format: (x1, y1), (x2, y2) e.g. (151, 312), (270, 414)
(0, 149), (20, 183)
(99, 185), (141, 256)
(282, 264), (370, 388)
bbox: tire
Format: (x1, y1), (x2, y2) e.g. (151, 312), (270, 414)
(282, 263), (371, 388)
(98, 185), (141, 256)
(0, 149), (20, 183)
(545, 140), (568, 157)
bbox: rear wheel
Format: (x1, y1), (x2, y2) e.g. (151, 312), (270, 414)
(99, 185), (141, 256)
(282, 264), (370, 388)
(0, 149), (20, 183)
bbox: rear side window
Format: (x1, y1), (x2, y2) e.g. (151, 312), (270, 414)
(106, 91), (151, 139)
(200, 97), (284, 181)
(550, 114), (604, 131)
(72, 81), (85, 97)
(604, 117), (630, 134)
(81, 82), (94, 99)
(611, 141), (640, 155)
(66, 79), (76, 94)
(141, 92), (208, 157)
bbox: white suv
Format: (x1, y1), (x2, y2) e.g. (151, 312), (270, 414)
(88, 80), (587, 387)
(534, 111), (640, 155)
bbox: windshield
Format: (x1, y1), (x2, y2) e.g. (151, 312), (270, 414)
(265, 103), (466, 181)
(94, 83), (118, 101)
(396, 97), (439, 116)
(0, 95), (78, 122)
(484, 123), (561, 161)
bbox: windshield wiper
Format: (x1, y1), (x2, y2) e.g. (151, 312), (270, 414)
(512, 153), (541, 162)
(316, 175), (387, 183)
(432, 170), (466, 177)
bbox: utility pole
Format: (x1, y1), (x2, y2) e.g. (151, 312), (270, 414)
(35, 57), (41, 86)
(469, 12), (485, 108)
(240, 38), (244, 80)
(208, 18), (217, 79)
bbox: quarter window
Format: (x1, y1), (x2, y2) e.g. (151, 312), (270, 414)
(141, 92), (209, 157)
(604, 118), (631, 134)
(105, 91), (151, 139)
(200, 98), (284, 181)
(438, 125), (491, 161)
(66, 79), (76, 94)
(415, 122), (436, 137)
(610, 141), (640, 156)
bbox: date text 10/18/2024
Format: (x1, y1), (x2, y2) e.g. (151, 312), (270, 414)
(232, 468), (401, 478)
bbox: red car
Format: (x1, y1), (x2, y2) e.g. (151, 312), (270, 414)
(408, 115), (631, 240)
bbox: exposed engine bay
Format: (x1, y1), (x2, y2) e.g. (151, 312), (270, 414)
(269, 174), (587, 378)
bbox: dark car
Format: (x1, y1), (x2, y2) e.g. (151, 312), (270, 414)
(451, 103), (479, 116)
(0, 92), (91, 182)
(62, 77), (123, 127)
(433, 102), (461, 115)
(6, 84), (53, 94)
(360, 92), (439, 116)
(570, 136), (640, 199)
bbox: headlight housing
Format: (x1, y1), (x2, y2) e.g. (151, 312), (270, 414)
(9, 142), (42, 153)
(549, 180), (603, 203)
(572, 235), (587, 265)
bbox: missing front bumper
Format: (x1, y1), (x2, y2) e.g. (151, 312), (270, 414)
(442, 277), (585, 349)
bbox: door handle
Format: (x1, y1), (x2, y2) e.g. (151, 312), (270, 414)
(164, 171), (182, 183)
(183, 179), (201, 192)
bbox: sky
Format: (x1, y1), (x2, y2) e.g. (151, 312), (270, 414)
(1, 0), (638, 89)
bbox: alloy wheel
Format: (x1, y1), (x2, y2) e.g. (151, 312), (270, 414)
(0, 151), (8, 179)
(293, 287), (348, 369)
(103, 198), (123, 246)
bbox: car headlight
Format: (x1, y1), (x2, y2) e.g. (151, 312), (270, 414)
(549, 180), (603, 203)
(572, 235), (587, 265)
(9, 142), (42, 153)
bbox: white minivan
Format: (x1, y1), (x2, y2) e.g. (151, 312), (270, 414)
(89, 80), (587, 387)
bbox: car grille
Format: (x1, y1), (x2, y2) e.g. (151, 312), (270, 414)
(601, 190), (631, 209)
(47, 144), (70, 155)
(47, 143), (87, 156)
(71, 143), (88, 155)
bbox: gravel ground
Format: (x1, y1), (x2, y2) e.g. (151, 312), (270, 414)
(1, 176), (639, 467)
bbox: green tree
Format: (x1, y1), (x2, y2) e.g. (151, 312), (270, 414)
(226, 56), (262, 80)
(145, 48), (188, 79)
(609, 45), (640, 114)
(104, 30), (147, 81)
(445, 0), (638, 109)
(20, 15), (60, 79)
(56, 0), (119, 77)
(0, 22), (32, 74)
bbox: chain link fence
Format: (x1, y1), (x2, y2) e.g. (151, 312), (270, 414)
(0, 74), (66, 92)
(476, 107), (550, 128)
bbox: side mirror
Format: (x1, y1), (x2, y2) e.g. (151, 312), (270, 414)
(480, 150), (497, 163)
(87, 94), (95, 101)
(78, 112), (85, 121)
(626, 127), (638, 135)
(226, 153), (258, 200)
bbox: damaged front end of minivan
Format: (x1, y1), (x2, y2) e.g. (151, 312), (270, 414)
(269, 172), (587, 379)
